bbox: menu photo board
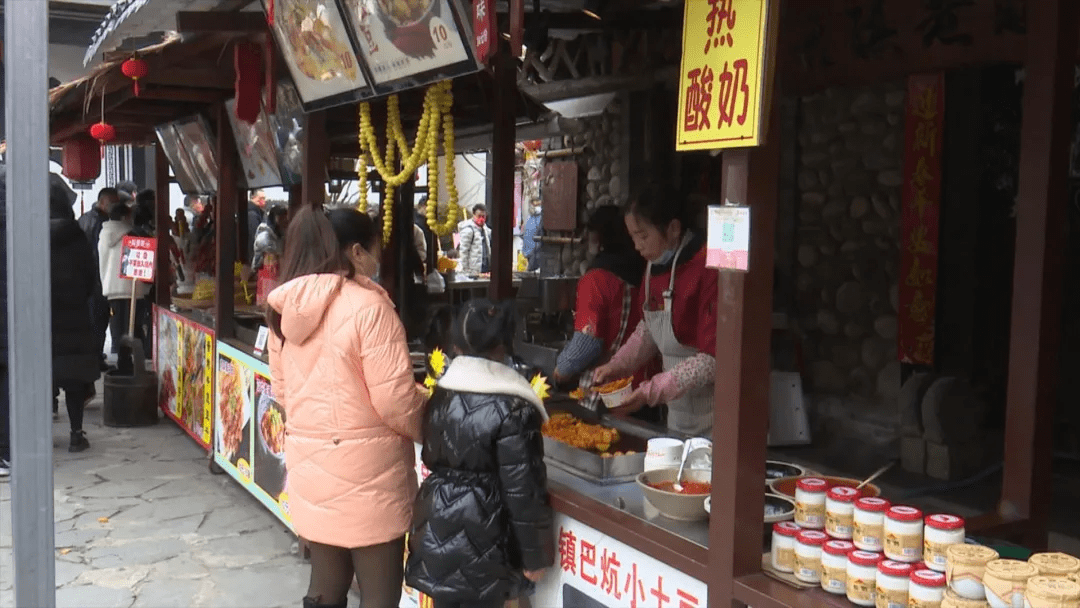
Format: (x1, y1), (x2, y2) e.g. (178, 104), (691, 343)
(154, 307), (214, 450)
(154, 123), (202, 195)
(215, 342), (292, 529)
(270, 79), (306, 185)
(226, 99), (285, 189)
(263, 0), (375, 112)
(339, 0), (482, 94)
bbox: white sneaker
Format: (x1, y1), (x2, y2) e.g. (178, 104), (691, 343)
(0, 458), (10, 479)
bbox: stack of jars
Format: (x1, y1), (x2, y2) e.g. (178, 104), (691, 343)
(770, 476), (968, 608)
(944, 548), (1080, 608)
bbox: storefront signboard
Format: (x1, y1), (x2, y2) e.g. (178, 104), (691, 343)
(897, 73), (945, 366)
(154, 307), (213, 449)
(676, 0), (778, 151)
(214, 342), (292, 530)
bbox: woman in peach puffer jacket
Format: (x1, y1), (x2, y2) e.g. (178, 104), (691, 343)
(267, 207), (426, 608)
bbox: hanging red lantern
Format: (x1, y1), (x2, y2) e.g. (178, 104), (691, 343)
(61, 134), (101, 182)
(121, 57), (149, 96)
(89, 121), (116, 158)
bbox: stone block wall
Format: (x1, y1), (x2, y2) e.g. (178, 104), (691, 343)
(791, 82), (906, 443)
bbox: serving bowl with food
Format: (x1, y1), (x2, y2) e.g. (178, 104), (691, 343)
(258, 395), (286, 461)
(637, 468), (711, 521)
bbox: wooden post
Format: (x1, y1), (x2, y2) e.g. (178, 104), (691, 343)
(237, 192), (249, 267)
(488, 50), (517, 301)
(215, 104), (238, 339)
(302, 110), (328, 208)
(287, 183), (302, 215)
(999, 0), (1078, 550)
(709, 104), (781, 608)
(154, 144), (171, 308)
(395, 178), (415, 314)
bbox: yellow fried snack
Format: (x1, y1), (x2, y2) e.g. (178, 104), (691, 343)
(541, 412), (619, 453)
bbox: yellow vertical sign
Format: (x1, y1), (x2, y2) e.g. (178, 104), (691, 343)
(203, 334), (213, 445)
(175, 319), (184, 418)
(676, 0), (777, 151)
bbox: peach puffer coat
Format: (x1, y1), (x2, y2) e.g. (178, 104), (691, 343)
(268, 273), (426, 549)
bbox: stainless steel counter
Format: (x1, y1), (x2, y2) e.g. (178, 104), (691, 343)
(547, 464), (710, 549)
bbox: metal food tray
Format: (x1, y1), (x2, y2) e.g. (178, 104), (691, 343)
(543, 437), (645, 485)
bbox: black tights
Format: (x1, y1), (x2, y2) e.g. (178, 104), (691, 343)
(54, 383), (89, 432)
(305, 537), (405, 608)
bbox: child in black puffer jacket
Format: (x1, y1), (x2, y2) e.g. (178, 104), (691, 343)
(406, 299), (554, 608)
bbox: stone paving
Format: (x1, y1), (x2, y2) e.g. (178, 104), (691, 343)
(0, 392), (386, 608)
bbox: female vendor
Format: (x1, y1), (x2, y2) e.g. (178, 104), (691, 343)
(592, 184), (718, 435)
(553, 206), (652, 409)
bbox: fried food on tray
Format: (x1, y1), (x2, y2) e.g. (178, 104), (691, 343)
(570, 377), (632, 401)
(542, 412), (619, 453)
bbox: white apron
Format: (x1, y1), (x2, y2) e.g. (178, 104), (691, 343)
(642, 237), (714, 436)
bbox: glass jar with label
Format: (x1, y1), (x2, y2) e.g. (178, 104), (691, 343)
(1029, 554), (1080, 579)
(877, 560), (915, 608)
(794, 530), (829, 584)
(925, 514), (966, 572)
(771, 521), (800, 574)
(942, 589), (990, 608)
(827, 486), (860, 540)
(947, 544), (1000, 600)
(795, 477), (829, 529)
(982, 559), (1038, 608)
(854, 497), (892, 552)
(1024, 576), (1080, 608)
(910, 569), (948, 608)
(822, 540), (855, 595)
(884, 505), (925, 563)
(848, 550), (883, 607)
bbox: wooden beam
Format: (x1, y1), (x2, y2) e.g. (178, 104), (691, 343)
(176, 10), (267, 33)
(144, 67), (234, 89)
(137, 86), (232, 103)
(709, 103), (782, 608)
(301, 111), (328, 208)
(488, 49), (517, 301)
(154, 144), (172, 309)
(1000, 0), (1078, 551)
(215, 103), (238, 339)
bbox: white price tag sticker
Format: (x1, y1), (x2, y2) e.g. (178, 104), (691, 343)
(253, 326), (270, 357)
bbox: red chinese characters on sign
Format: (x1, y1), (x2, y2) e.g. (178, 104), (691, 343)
(556, 526), (701, 608)
(897, 74), (944, 365)
(119, 235), (157, 283)
(704, 0), (736, 53)
(682, 0), (750, 134)
(472, 0), (495, 65)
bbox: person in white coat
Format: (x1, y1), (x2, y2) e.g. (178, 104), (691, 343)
(457, 204), (491, 276)
(98, 204), (149, 374)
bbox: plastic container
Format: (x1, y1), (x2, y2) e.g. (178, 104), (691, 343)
(1029, 554), (1080, 579)
(1024, 576), (1080, 608)
(600, 383), (633, 408)
(877, 560), (915, 608)
(847, 550), (883, 607)
(925, 514), (966, 572)
(854, 497), (891, 552)
(911, 569), (948, 608)
(826, 486), (860, 540)
(983, 559), (1038, 608)
(884, 505), (925, 563)
(794, 530), (828, 584)
(794, 477), (829, 529)
(947, 544), (1000, 600)
(771, 521), (800, 574)
(942, 589), (990, 608)
(821, 540), (855, 595)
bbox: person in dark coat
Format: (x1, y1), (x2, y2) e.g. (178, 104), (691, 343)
(50, 174), (100, 452)
(80, 187), (120, 371)
(406, 299), (554, 608)
(246, 189), (267, 265)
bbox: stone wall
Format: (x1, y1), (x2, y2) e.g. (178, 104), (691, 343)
(791, 82), (906, 451)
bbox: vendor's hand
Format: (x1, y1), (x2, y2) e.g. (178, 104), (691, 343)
(612, 388), (648, 413)
(591, 364), (619, 388)
(524, 568), (547, 583)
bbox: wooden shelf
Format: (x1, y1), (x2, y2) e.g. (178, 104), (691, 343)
(733, 574), (853, 608)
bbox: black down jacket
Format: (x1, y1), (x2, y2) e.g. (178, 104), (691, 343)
(51, 218), (102, 383)
(405, 357), (555, 603)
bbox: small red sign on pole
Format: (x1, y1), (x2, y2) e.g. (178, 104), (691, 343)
(120, 235), (157, 283)
(473, 0), (495, 65)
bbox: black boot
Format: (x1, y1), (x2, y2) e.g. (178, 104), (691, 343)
(302, 598), (347, 608)
(69, 431), (90, 453)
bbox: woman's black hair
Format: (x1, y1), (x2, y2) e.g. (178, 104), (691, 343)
(586, 205), (634, 254)
(108, 203), (132, 221)
(451, 299), (515, 357)
(266, 205), (289, 233)
(627, 182), (692, 231)
(326, 208), (378, 254)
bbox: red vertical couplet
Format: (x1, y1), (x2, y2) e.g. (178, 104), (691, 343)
(897, 73), (945, 365)
(472, 0), (495, 65)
